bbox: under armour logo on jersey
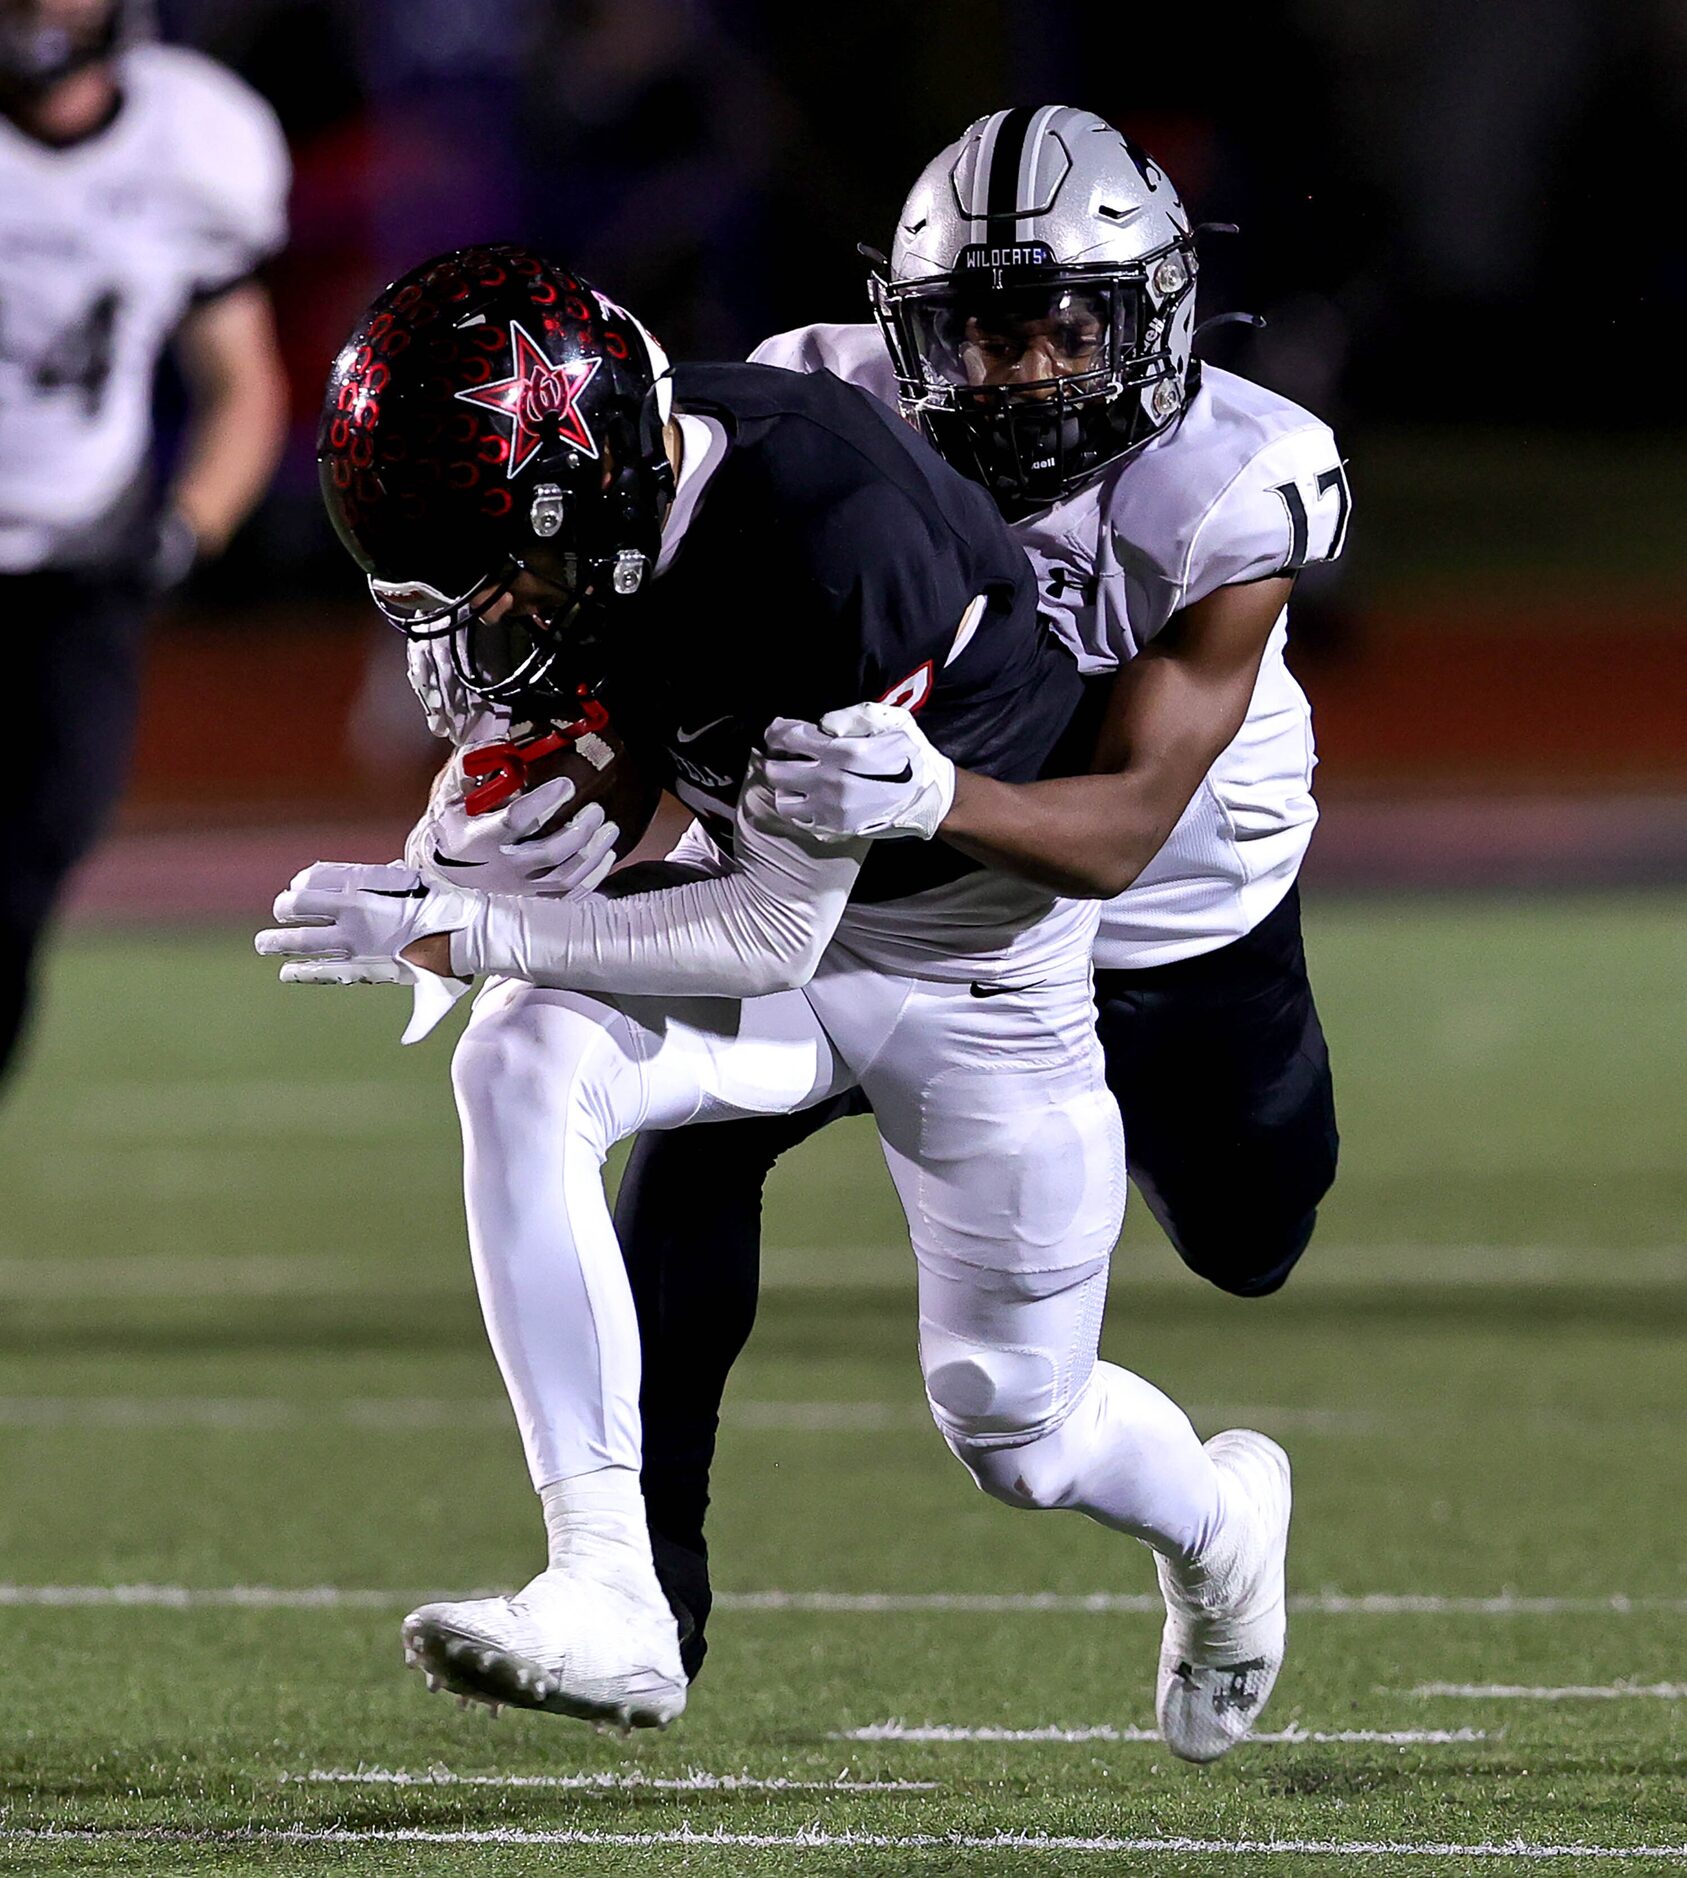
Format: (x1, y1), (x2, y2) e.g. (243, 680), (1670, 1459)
(455, 322), (601, 476)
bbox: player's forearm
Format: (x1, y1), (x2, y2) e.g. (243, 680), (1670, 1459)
(436, 819), (867, 999)
(171, 286), (288, 553)
(941, 768), (1191, 900)
(171, 371), (287, 552)
(940, 596), (1277, 899)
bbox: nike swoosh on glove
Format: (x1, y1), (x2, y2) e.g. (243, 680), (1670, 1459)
(254, 862), (482, 1044)
(764, 701), (956, 842)
(407, 767), (620, 898)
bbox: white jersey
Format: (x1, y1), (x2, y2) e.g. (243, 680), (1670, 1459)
(749, 322), (1350, 968)
(0, 45), (289, 572)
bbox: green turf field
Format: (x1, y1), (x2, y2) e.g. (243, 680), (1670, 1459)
(0, 893), (1683, 1875)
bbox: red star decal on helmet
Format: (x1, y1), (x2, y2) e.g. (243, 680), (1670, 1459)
(453, 322), (602, 477)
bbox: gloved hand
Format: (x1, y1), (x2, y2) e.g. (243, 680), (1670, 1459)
(407, 761), (621, 898)
(404, 634), (504, 745)
(254, 861), (481, 1043)
(764, 701), (957, 842)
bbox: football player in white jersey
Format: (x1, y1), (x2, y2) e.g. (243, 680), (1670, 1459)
(611, 104), (1347, 1683)
(258, 245), (1293, 1761)
(0, 0), (289, 1079)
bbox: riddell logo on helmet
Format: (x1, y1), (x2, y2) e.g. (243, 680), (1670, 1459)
(454, 322), (602, 476)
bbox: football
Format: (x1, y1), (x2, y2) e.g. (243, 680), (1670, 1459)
(460, 710), (662, 861)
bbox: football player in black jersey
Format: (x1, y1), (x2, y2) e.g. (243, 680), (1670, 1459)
(260, 247), (1293, 1760)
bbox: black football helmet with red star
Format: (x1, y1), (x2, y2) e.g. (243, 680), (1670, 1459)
(318, 244), (675, 705)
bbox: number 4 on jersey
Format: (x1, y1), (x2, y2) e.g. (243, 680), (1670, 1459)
(0, 289), (123, 414)
(1273, 462), (1351, 569)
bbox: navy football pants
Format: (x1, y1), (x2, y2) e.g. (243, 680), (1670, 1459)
(1, 570), (148, 1084)
(614, 882), (1338, 1676)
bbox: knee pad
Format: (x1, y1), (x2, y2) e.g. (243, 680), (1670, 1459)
(924, 1340), (1063, 1443)
(450, 990), (547, 1113)
(451, 983), (630, 1157)
(923, 1319), (1096, 1515)
(925, 1361), (1092, 1516)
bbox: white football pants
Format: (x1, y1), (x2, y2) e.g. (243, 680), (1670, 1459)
(452, 951), (1225, 1564)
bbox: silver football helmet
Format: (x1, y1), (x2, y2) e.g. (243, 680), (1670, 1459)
(871, 106), (1198, 516)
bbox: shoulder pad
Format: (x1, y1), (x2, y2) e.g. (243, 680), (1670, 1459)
(1182, 423), (1350, 604)
(748, 322), (897, 406)
(130, 45), (291, 289)
(1102, 371), (1350, 610)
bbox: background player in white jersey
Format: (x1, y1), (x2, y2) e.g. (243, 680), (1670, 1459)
(0, 0), (288, 1080)
(258, 246), (1292, 1761)
(611, 107), (1348, 1680)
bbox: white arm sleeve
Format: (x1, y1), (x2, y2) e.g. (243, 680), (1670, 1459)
(450, 778), (866, 999)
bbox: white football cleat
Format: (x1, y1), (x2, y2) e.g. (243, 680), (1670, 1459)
(1154, 1428), (1292, 1763)
(402, 1568), (686, 1731)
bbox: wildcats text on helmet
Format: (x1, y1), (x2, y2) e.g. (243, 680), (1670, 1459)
(956, 243), (1056, 272)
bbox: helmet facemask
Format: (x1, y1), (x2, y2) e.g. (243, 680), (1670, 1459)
(363, 426), (667, 711)
(874, 251), (1195, 518)
(0, 0), (122, 99)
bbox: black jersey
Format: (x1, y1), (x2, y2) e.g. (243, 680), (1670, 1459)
(607, 362), (1092, 903)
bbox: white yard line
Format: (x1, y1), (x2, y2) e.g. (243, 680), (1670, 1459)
(1410, 1682), (1687, 1700)
(1, 1583), (1683, 1616)
(63, 1080), (442, 1139)
(0, 1395), (910, 1435)
(5, 1827), (1686, 1858)
(835, 1723), (1487, 1745)
(0, 1583), (400, 1609)
(2, 1393), (1679, 1440)
(0, 1245), (1681, 1297)
(0, 1258), (442, 1299)
(0, 1395), (512, 1430)
(0, 1395), (1371, 1435)
(730, 1401), (922, 1431)
(291, 1767), (935, 1793)
(717, 1590), (1687, 1617)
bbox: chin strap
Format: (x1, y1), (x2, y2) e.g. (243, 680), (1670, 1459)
(1192, 311), (1266, 354)
(459, 693), (611, 816)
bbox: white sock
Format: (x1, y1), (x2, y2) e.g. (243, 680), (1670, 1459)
(539, 1466), (661, 1592)
(1065, 1361), (1229, 1564)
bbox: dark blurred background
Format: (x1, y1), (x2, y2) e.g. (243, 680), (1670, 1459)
(90, 0), (1687, 895)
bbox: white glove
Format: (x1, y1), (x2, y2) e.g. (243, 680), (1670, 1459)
(764, 701), (956, 842)
(254, 862), (481, 1044)
(405, 635), (504, 745)
(406, 759), (620, 899)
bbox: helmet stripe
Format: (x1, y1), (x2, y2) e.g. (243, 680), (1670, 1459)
(985, 105), (1037, 222)
(966, 110), (1011, 241)
(1014, 103), (1064, 242)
